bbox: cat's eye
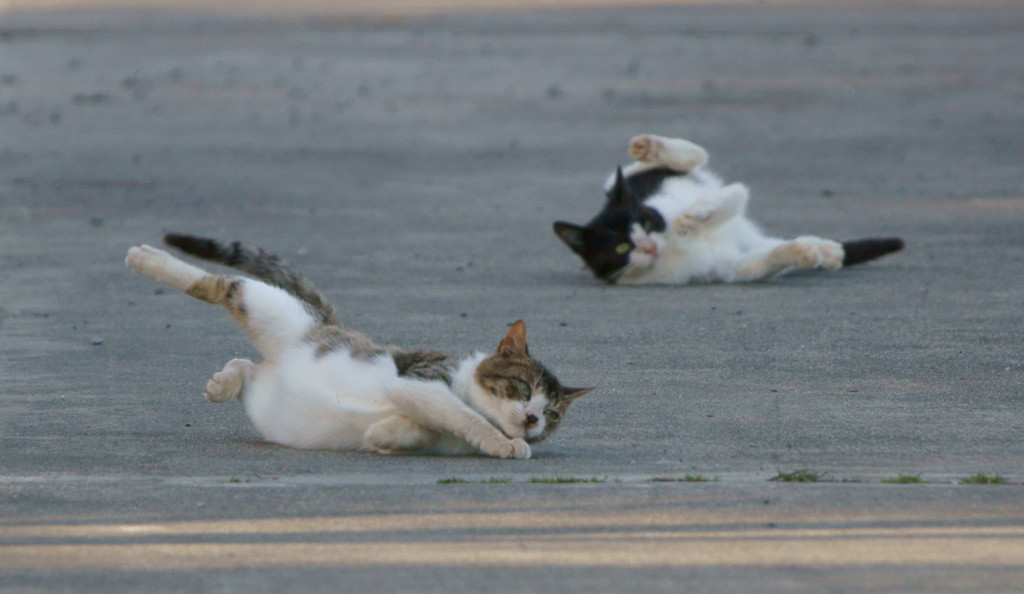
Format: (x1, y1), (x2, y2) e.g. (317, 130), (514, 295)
(614, 242), (631, 255)
(544, 410), (560, 422)
(642, 221), (653, 232)
(517, 381), (532, 399)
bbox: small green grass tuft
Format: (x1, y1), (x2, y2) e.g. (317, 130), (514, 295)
(528, 476), (605, 484)
(651, 474), (718, 482)
(684, 473), (717, 482)
(769, 469), (825, 483)
(959, 472), (1007, 485)
(485, 477), (512, 484)
(437, 477), (471, 484)
(882, 473), (927, 484)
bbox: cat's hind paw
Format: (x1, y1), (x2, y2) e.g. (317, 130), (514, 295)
(793, 237), (844, 270)
(126, 244), (207, 291)
(365, 415), (436, 454)
(126, 244), (170, 277)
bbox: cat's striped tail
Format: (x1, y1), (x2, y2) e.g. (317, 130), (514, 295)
(841, 237), (905, 267)
(163, 233), (338, 326)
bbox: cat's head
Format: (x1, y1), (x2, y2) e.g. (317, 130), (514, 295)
(472, 320), (593, 444)
(553, 168), (666, 284)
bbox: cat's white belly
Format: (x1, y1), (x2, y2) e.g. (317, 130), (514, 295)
(242, 346), (400, 450)
(622, 218), (783, 285)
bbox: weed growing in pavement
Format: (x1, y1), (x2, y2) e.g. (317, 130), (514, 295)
(882, 473), (927, 484)
(769, 469), (825, 483)
(959, 472), (1007, 485)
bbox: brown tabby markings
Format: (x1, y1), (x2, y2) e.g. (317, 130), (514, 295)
(185, 276), (247, 324)
(305, 326), (387, 360)
(160, 233), (594, 450)
(305, 327), (456, 384)
(390, 350), (456, 385)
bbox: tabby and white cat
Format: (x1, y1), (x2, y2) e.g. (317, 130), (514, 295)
(554, 134), (904, 284)
(126, 234), (592, 459)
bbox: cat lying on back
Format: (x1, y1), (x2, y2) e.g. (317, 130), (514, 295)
(554, 134), (904, 284)
(126, 234), (592, 459)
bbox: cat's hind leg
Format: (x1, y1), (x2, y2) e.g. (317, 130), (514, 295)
(204, 358), (255, 403)
(126, 245), (208, 292)
(735, 237), (843, 281)
(364, 415), (439, 455)
(127, 244), (317, 358)
(629, 134), (709, 171)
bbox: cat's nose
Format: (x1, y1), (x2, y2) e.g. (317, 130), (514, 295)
(525, 414), (539, 427)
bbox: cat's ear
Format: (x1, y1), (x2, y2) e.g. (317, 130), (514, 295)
(608, 167), (638, 212)
(562, 386), (595, 401)
(553, 222), (587, 255)
(497, 320), (529, 358)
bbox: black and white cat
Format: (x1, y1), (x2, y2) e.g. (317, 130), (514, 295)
(554, 134), (903, 284)
(126, 234), (592, 459)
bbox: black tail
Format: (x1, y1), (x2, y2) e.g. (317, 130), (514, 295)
(841, 237), (905, 267)
(164, 232), (338, 325)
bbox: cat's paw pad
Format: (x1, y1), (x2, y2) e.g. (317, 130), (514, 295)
(494, 438), (531, 460)
(204, 370), (242, 403)
(628, 134), (661, 162)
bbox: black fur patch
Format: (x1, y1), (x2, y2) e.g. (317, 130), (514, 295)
(306, 326), (387, 360)
(612, 166), (687, 203)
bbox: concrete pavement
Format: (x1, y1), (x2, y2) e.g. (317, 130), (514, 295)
(1, 2), (1022, 591)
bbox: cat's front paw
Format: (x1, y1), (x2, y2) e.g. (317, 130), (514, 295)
(493, 438), (531, 460)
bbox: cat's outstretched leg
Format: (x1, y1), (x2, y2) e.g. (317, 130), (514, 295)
(672, 183), (749, 236)
(127, 244), (317, 359)
(628, 134), (709, 172)
(735, 236), (844, 281)
(386, 379), (531, 460)
(204, 358), (255, 403)
(126, 244), (208, 292)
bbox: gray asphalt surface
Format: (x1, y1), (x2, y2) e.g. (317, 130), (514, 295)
(1, 2), (1022, 592)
